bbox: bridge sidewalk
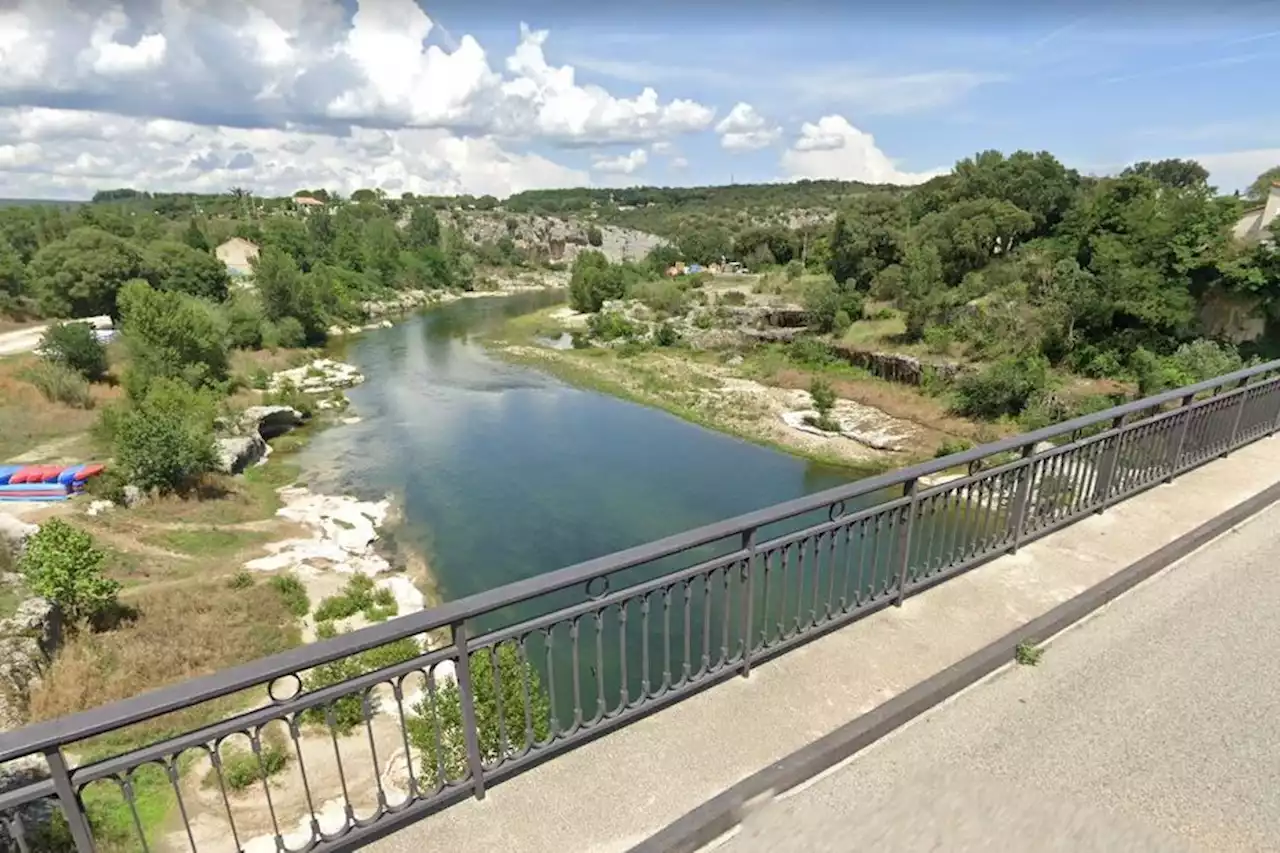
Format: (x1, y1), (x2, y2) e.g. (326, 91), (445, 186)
(715, 499), (1280, 853)
(371, 437), (1280, 853)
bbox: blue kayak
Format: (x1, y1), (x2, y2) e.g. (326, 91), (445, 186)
(56, 464), (87, 485)
(0, 466), (21, 486)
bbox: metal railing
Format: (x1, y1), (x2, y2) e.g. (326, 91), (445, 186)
(5, 360), (1280, 852)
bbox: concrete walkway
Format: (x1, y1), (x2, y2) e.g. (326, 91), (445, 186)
(371, 436), (1280, 853)
(715, 500), (1280, 853)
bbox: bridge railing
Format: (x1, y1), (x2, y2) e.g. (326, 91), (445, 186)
(5, 360), (1280, 851)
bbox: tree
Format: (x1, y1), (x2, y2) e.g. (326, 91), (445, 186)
(0, 238), (26, 299)
(808, 377), (838, 431)
(363, 218), (403, 288)
(586, 225), (603, 247)
(1121, 159), (1210, 191)
(350, 188), (378, 204)
(407, 643), (551, 780)
(183, 218), (210, 252)
(145, 240), (231, 301)
(39, 321), (108, 381)
(1246, 166), (1280, 201)
(678, 227), (731, 265)
(28, 227), (148, 318)
(20, 520), (119, 627)
(568, 251), (626, 312)
(252, 247), (328, 342)
(827, 193), (906, 288)
(112, 378), (217, 493)
(803, 276), (863, 333)
(117, 279), (229, 397)
(405, 205), (441, 251)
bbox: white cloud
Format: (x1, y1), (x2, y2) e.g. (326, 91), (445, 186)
(0, 106), (586, 200)
(1185, 147), (1280, 193)
(781, 115), (943, 185)
(714, 102), (781, 152)
(785, 68), (1002, 115)
(0, 0), (719, 196)
(592, 148), (648, 175)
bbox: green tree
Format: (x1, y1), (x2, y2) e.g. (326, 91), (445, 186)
(809, 376), (838, 430)
(953, 355), (1052, 420)
(0, 238), (27, 299)
(407, 644), (552, 781)
(1246, 166), (1280, 201)
(183, 218), (210, 252)
(405, 205), (441, 251)
(363, 218), (403, 288)
(145, 240), (231, 301)
(39, 321), (108, 381)
(1121, 159), (1210, 191)
(29, 227), (148, 318)
(803, 276), (863, 333)
(678, 227), (731, 265)
(252, 247), (328, 343)
(112, 378), (217, 493)
(568, 250), (625, 312)
(20, 520), (119, 627)
(260, 216), (316, 272)
(586, 225), (603, 247)
(827, 193), (906, 288)
(117, 279), (229, 397)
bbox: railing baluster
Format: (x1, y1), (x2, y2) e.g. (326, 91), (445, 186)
(740, 526), (757, 677)
(45, 749), (94, 853)
(894, 478), (919, 605)
(450, 620), (487, 800)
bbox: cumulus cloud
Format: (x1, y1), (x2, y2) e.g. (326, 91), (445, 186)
(591, 148), (649, 175)
(781, 115), (943, 185)
(0, 106), (587, 200)
(714, 103), (781, 152)
(0, 0), (718, 196)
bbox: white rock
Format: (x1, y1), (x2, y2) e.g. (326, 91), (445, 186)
(85, 500), (114, 517)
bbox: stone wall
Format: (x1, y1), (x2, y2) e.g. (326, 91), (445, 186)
(829, 344), (967, 386)
(0, 592), (62, 731)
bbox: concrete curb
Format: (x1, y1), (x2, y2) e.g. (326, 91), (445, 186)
(630, 478), (1280, 853)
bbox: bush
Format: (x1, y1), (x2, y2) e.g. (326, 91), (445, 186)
(19, 519), (119, 627)
(719, 290), (747, 306)
(21, 361), (95, 409)
(268, 573), (310, 617)
(222, 290), (267, 350)
(952, 355), (1052, 420)
(226, 571), (255, 590)
(214, 742), (290, 792)
(934, 437), (974, 458)
(629, 278), (688, 316)
(118, 280), (229, 399)
(112, 378), (217, 494)
(407, 643), (551, 781)
(39, 321), (108, 381)
(275, 316), (307, 349)
(833, 309), (853, 334)
(299, 637), (420, 734)
(804, 276), (864, 334)
(568, 251), (625, 313)
(654, 322), (679, 347)
(806, 377), (840, 431)
(586, 225), (603, 247)
(312, 574), (397, 623)
(588, 311), (638, 342)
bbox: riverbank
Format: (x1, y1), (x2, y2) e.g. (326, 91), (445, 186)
(488, 304), (998, 476)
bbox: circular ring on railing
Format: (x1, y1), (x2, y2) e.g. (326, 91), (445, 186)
(585, 575), (610, 600)
(968, 459), (984, 476)
(267, 673), (303, 703)
(828, 500), (847, 522)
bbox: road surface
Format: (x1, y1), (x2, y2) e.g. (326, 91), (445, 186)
(715, 501), (1280, 853)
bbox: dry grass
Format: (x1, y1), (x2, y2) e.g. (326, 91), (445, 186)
(0, 354), (121, 461)
(229, 346), (315, 377)
(28, 577), (301, 755)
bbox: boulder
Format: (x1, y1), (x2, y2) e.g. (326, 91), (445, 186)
(0, 596), (62, 730)
(215, 434), (267, 475)
(0, 515), (37, 557)
(239, 405), (305, 439)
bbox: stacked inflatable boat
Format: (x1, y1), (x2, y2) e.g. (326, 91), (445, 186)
(0, 463), (106, 501)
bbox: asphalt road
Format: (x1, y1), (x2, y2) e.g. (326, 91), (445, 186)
(715, 502), (1280, 853)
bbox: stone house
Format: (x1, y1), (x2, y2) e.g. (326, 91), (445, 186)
(215, 237), (260, 278)
(1234, 183), (1280, 245)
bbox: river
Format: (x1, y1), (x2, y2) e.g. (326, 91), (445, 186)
(298, 291), (863, 608)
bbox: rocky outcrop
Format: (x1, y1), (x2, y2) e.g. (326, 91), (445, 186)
(0, 516), (37, 557)
(269, 359), (365, 394)
(238, 405), (306, 440)
(215, 434), (268, 475)
(829, 345), (966, 386)
(0, 755), (56, 849)
(0, 594), (62, 730)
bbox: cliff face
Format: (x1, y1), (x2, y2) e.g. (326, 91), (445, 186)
(443, 210), (667, 264)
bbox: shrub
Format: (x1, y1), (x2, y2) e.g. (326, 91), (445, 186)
(629, 278), (688, 316)
(112, 378), (217, 494)
(654, 322), (679, 347)
(299, 637), (420, 734)
(39, 321), (108, 381)
(952, 355), (1052, 420)
(804, 276), (863, 333)
(785, 260), (804, 281)
(312, 574), (397, 623)
(268, 573), (310, 617)
(118, 279), (229, 399)
(719, 290), (747, 306)
(833, 309), (853, 334)
(275, 316), (307, 349)
(587, 311), (637, 342)
(407, 643), (551, 781)
(226, 571), (255, 590)
(222, 290), (267, 350)
(934, 437), (974, 458)
(213, 742), (290, 792)
(806, 377), (840, 431)
(586, 225), (603, 247)
(21, 361), (95, 409)
(19, 519), (119, 627)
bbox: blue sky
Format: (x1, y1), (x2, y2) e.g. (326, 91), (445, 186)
(442, 0), (1280, 190)
(0, 0), (1276, 198)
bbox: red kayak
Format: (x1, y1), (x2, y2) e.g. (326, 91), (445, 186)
(73, 463), (105, 482)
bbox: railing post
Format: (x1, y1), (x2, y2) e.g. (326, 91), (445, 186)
(1092, 415), (1127, 512)
(1164, 393), (1197, 483)
(1008, 443), (1037, 554)
(45, 748), (95, 852)
(893, 478), (919, 607)
(1223, 377), (1251, 456)
(739, 526), (757, 678)
(450, 620), (487, 800)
